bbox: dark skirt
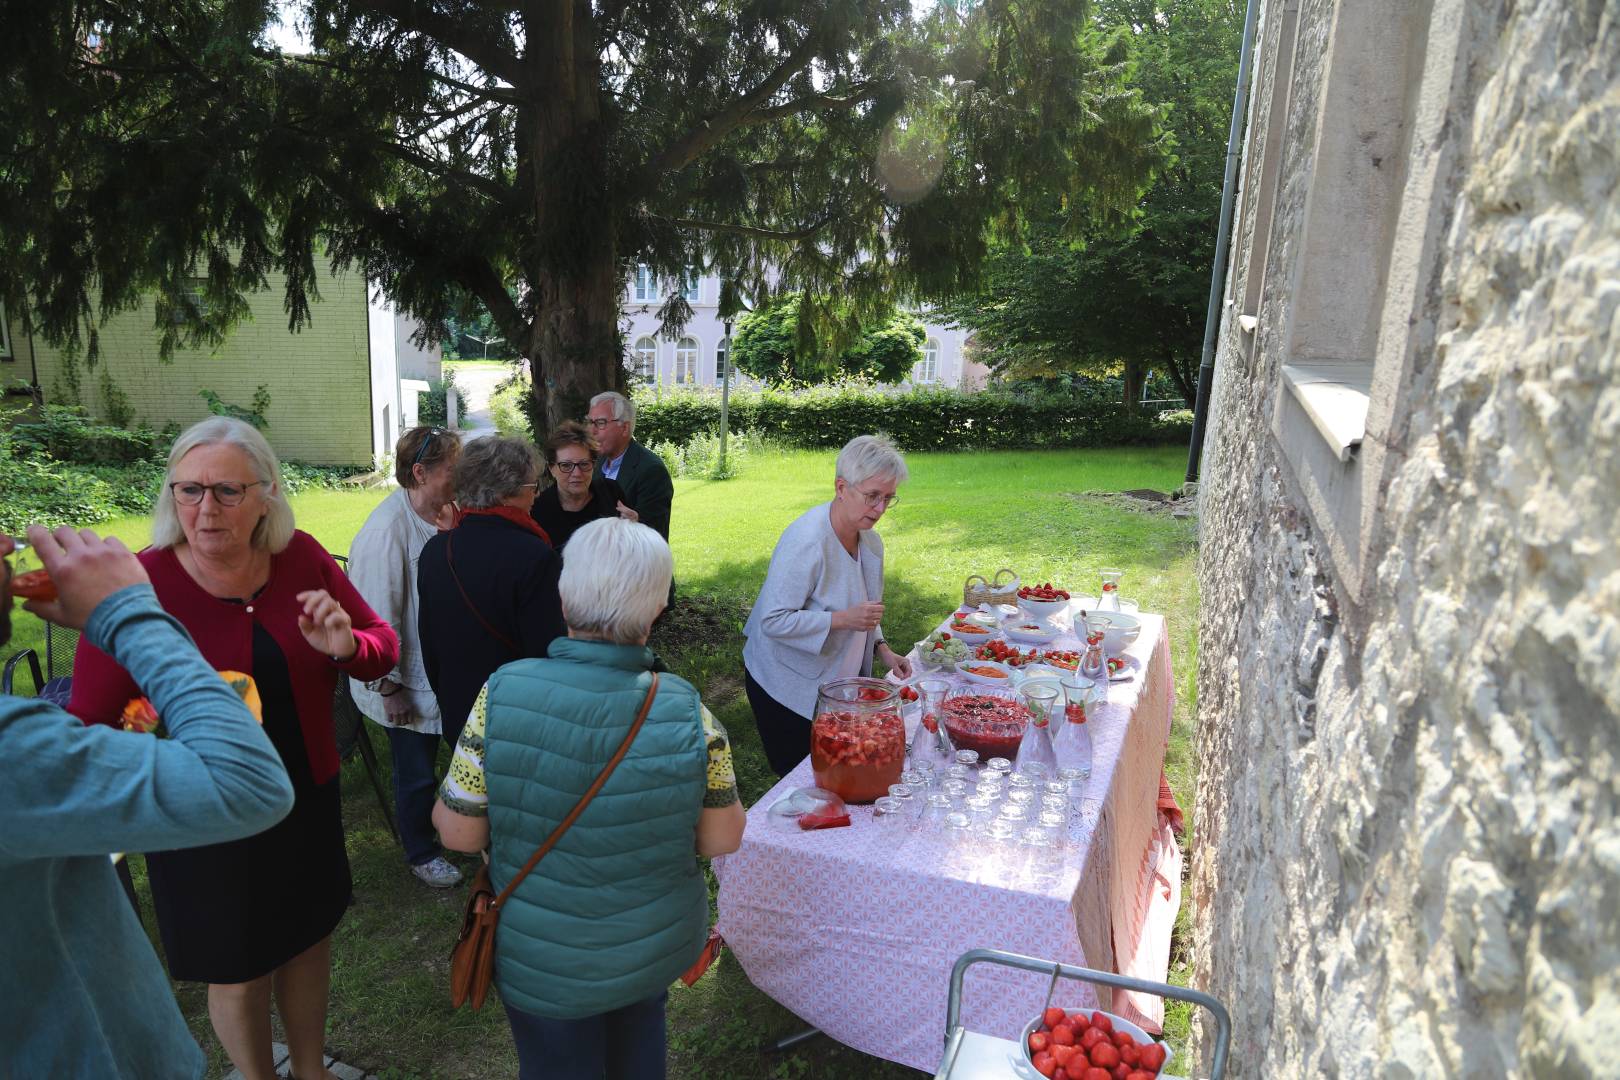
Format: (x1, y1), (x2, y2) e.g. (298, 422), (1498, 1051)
(147, 623), (352, 984)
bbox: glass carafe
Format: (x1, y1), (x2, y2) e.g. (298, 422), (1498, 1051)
(811, 677), (905, 803)
(1079, 614), (1108, 681)
(1013, 684), (1059, 779)
(1099, 568), (1123, 612)
(1054, 677), (1094, 781)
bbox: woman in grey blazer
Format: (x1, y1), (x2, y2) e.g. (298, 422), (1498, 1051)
(742, 435), (915, 776)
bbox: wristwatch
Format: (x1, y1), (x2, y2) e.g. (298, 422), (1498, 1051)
(365, 678), (402, 696)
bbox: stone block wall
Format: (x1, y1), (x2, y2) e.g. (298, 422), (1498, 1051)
(1194, 1), (1618, 1075)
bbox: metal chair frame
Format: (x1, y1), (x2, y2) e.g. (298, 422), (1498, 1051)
(937, 948), (1232, 1080)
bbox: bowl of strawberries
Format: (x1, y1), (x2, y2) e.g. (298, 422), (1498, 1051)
(1017, 582), (1073, 622)
(1023, 1005), (1170, 1079)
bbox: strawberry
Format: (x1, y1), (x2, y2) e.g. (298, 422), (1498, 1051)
(1114, 1031), (1135, 1049)
(1110, 1065), (1130, 1080)
(1136, 1044), (1166, 1071)
(1029, 1031), (1051, 1055)
(1050, 1023), (1075, 1046)
(1050, 1044), (1078, 1069)
(1089, 1043), (1120, 1069)
(1080, 1027), (1107, 1051)
(1031, 1051), (1058, 1078)
(1090, 1011), (1114, 1035)
(1127, 1072), (1155, 1080)
(1120, 1044), (1140, 1067)
(1081, 1068), (1111, 1080)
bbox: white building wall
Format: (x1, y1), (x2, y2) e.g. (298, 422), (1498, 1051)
(619, 270), (987, 390)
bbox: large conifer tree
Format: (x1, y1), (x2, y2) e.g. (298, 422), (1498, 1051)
(0, 0), (1162, 430)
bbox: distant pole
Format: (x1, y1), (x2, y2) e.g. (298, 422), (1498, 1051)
(720, 320), (732, 471)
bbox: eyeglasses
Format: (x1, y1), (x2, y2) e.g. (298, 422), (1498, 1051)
(170, 481), (264, 507)
(854, 486), (900, 509)
(583, 417), (624, 430)
(411, 428), (446, 467)
(552, 460), (594, 473)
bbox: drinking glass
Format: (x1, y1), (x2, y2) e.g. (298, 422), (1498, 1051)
(886, 783), (917, 823)
(941, 778), (970, 808)
(900, 768), (930, 795)
(985, 757), (1013, 775)
(944, 812), (977, 877)
(872, 796), (907, 838)
(1019, 826), (1060, 887)
(921, 792), (953, 831)
(953, 749), (981, 770)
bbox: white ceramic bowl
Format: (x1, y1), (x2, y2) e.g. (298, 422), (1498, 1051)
(1021, 1008), (1171, 1078)
(1017, 594), (1072, 622)
(1014, 663), (1068, 685)
(1004, 619), (1061, 645)
(957, 659), (1016, 687)
(916, 640), (965, 672)
(1086, 611), (1142, 656)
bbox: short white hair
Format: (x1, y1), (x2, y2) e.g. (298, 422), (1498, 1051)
(151, 417), (295, 553)
(559, 518), (672, 644)
(589, 390), (636, 429)
(835, 433), (908, 490)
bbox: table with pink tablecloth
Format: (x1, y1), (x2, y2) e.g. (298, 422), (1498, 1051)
(714, 606), (1176, 1073)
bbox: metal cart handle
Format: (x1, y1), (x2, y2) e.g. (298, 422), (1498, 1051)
(941, 948), (1232, 1079)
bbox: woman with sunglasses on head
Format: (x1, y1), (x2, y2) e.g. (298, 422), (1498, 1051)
(346, 426), (466, 890)
(742, 434), (914, 777)
(66, 417), (398, 1080)
(531, 421), (639, 553)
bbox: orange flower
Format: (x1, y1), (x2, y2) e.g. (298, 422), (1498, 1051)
(121, 670), (264, 736)
(120, 696), (161, 734)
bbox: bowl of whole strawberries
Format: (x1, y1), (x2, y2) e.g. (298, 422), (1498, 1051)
(1017, 582), (1073, 622)
(1023, 1005), (1170, 1079)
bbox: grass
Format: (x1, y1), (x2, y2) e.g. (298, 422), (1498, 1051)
(6, 445), (1199, 1078)
(441, 358), (519, 371)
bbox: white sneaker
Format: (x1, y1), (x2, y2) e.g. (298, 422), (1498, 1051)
(411, 856), (463, 889)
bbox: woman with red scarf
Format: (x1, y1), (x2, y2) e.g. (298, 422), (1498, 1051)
(417, 436), (567, 735)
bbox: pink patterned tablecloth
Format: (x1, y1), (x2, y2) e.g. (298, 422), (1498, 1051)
(715, 606), (1175, 1073)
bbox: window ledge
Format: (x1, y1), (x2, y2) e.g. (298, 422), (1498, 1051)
(1282, 362), (1371, 462)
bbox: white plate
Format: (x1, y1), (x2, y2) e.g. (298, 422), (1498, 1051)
(958, 659), (1017, 687)
(1004, 620), (1061, 644)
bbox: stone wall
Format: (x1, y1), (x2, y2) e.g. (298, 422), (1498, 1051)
(1193, 1), (1618, 1075)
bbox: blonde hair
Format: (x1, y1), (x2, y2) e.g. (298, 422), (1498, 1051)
(151, 417), (296, 553)
(559, 518), (672, 644)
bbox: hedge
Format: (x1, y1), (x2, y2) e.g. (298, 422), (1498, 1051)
(631, 383), (1193, 452)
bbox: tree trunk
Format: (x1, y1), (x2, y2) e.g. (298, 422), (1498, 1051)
(519, 0), (623, 437)
(1121, 358), (1147, 417)
(1167, 352), (1198, 408)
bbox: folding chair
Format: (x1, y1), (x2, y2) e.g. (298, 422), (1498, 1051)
(2, 618), (79, 704)
(330, 553), (402, 845)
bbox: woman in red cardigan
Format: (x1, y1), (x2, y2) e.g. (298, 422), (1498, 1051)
(68, 417), (397, 1080)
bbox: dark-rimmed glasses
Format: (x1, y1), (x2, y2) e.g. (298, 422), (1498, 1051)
(584, 417), (624, 430)
(170, 481), (264, 507)
(552, 460), (593, 473)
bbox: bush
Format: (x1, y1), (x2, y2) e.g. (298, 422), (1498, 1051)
(10, 405), (174, 466)
(419, 371), (469, 427)
(646, 427), (778, 481)
(489, 378), (531, 439)
(632, 382), (1192, 452)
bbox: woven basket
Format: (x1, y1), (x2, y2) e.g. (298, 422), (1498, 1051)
(963, 569), (1020, 610)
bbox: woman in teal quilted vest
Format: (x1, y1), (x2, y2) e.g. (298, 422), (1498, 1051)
(433, 517), (746, 1079)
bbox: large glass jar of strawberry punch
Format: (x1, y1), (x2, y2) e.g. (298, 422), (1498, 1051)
(811, 678), (906, 804)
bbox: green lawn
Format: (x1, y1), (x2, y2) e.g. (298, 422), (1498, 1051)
(5, 446), (1199, 1079)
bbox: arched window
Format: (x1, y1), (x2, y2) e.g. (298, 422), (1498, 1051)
(674, 337), (699, 384)
(915, 338), (940, 384)
(632, 336), (657, 384)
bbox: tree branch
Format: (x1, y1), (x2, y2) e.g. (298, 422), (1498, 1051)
(373, 140), (512, 203)
(426, 68), (525, 105)
(342, 0), (526, 86)
(741, 83), (881, 125)
(641, 32), (820, 178)
(667, 215), (831, 242)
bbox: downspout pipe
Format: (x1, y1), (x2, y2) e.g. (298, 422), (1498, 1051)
(1185, 0), (1262, 484)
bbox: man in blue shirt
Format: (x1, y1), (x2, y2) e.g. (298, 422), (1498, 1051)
(0, 526), (295, 1077)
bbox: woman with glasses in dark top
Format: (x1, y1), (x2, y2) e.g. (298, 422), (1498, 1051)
(67, 416), (398, 1080)
(531, 421), (640, 552)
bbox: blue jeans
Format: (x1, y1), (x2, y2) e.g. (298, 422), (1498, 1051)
(383, 721), (460, 866)
(505, 991), (667, 1080)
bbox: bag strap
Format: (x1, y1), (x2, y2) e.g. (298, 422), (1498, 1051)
(489, 673), (660, 912)
(445, 532), (519, 653)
